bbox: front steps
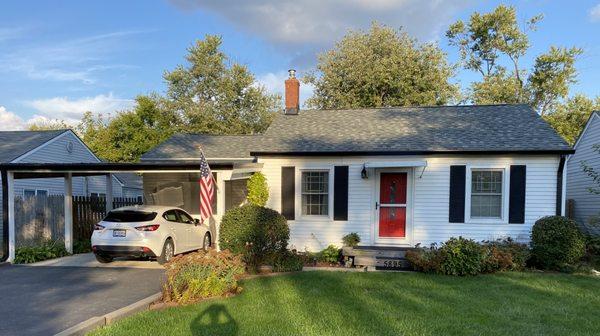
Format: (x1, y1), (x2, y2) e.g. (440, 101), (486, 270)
(342, 246), (415, 271)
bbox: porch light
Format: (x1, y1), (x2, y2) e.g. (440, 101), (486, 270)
(361, 165), (368, 179)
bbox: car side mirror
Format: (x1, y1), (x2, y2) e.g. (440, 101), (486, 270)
(194, 218), (200, 225)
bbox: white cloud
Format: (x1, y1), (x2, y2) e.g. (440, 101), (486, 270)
(170, 0), (473, 65)
(25, 93), (134, 124)
(256, 71), (314, 107)
(0, 30), (145, 84)
(0, 106), (25, 130)
(590, 3), (600, 21)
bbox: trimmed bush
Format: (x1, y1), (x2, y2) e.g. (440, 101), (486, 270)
(246, 172), (269, 206)
(14, 240), (69, 264)
(342, 232), (361, 247)
(531, 216), (586, 270)
(219, 204), (289, 268)
(439, 237), (485, 276)
(162, 249), (245, 305)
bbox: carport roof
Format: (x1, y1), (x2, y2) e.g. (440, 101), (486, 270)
(0, 161), (261, 178)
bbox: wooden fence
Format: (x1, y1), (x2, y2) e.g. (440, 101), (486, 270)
(73, 196), (142, 242)
(15, 195), (64, 247)
(15, 195), (142, 247)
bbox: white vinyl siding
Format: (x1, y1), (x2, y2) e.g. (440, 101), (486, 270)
(566, 113), (600, 226)
(260, 155), (559, 251)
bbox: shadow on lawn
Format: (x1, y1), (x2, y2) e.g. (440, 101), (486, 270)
(190, 304), (238, 336)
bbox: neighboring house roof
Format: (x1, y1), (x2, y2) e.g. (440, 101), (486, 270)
(253, 104), (572, 155)
(141, 134), (260, 160)
(143, 104), (573, 159)
(114, 173), (143, 190)
(0, 130), (69, 163)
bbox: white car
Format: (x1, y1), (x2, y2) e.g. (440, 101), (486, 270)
(91, 205), (212, 264)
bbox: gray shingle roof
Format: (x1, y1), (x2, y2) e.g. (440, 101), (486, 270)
(143, 104), (572, 159)
(141, 134), (260, 160)
(0, 130), (69, 163)
(253, 104), (572, 154)
(114, 173), (143, 189)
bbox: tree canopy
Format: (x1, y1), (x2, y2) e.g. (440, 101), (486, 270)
(28, 119), (70, 131)
(447, 5), (582, 116)
(163, 35), (280, 134)
(304, 23), (459, 109)
(542, 95), (600, 146)
(79, 35), (280, 162)
(78, 95), (180, 162)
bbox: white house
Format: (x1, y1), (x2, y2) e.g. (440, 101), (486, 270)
(141, 71), (573, 252)
(566, 111), (600, 233)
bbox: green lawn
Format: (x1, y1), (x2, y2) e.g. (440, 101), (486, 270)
(90, 271), (600, 336)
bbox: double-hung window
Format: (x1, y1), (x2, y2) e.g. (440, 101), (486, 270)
(24, 189), (48, 199)
(301, 171), (329, 216)
(470, 169), (503, 219)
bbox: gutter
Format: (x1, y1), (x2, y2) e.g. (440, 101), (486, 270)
(250, 149), (576, 157)
(556, 155), (566, 216)
(1, 170), (8, 262)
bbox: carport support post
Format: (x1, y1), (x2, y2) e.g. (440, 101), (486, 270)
(7, 171), (15, 262)
(64, 173), (73, 254)
(106, 173), (113, 212)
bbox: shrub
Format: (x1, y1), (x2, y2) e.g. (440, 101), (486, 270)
(246, 172), (269, 206)
(319, 245), (341, 264)
(162, 249), (245, 305)
(439, 237), (485, 276)
(342, 232), (361, 247)
(271, 250), (304, 272)
(531, 216), (586, 270)
(481, 238), (530, 272)
(219, 204), (289, 268)
(73, 240), (92, 254)
(14, 240), (69, 264)
(405, 246), (443, 273)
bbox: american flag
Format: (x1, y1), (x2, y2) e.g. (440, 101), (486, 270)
(199, 149), (214, 223)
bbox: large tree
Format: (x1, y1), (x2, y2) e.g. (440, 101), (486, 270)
(447, 5), (582, 116)
(304, 23), (459, 109)
(78, 95), (180, 162)
(543, 95), (600, 146)
(164, 35), (280, 134)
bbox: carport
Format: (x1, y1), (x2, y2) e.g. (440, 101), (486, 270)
(0, 160), (262, 262)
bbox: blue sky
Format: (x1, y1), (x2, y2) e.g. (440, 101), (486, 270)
(0, 0), (599, 129)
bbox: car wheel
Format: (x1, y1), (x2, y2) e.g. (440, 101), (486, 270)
(95, 254), (113, 263)
(202, 233), (212, 251)
(158, 239), (175, 265)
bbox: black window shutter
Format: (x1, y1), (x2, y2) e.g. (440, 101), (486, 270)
(281, 167), (295, 220)
(509, 165), (526, 224)
(333, 166), (349, 220)
(449, 165), (466, 223)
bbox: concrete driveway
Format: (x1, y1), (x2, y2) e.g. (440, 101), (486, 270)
(0, 255), (164, 336)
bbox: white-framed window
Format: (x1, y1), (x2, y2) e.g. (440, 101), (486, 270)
(301, 171), (329, 216)
(470, 169), (503, 219)
(23, 189), (48, 199)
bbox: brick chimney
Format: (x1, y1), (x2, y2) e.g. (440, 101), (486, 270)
(284, 69), (299, 115)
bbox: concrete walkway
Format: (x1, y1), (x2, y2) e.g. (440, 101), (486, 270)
(30, 253), (164, 269)
(0, 255), (164, 336)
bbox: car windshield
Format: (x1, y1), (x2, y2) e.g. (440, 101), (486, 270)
(103, 210), (157, 222)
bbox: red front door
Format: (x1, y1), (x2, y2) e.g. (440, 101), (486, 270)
(378, 173), (407, 238)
